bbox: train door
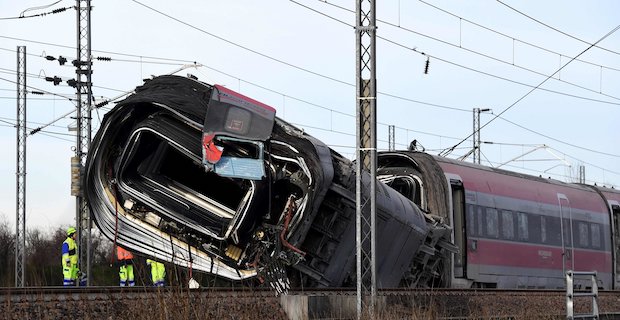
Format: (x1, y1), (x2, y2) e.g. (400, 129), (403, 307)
(558, 193), (574, 276)
(612, 204), (620, 289)
(451, 180), (467, 278)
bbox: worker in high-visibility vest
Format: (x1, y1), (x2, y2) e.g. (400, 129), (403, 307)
(146, 259), (166, 287)
(117, 246), (135, 286)
(61, 227), (79, 286)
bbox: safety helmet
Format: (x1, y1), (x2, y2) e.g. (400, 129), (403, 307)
(67, 226), (76, 236)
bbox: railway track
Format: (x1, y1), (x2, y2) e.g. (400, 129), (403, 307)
(1, 287), (619, 319)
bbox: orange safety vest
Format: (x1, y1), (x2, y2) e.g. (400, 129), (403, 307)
(117, 247), (134, 261)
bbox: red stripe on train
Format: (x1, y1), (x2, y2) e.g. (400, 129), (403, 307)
(467, 238), (612, 272)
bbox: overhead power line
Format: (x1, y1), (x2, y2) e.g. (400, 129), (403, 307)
(0, 5), (73, 20)
(198, 63), (619, 159)
(0, 76), (78, 101)
(318, 0), (620, 100)
(416, 0), (620, 72)
(497, 0), (620, 56)
(130, 0), (350, 86)
(439, 24), (620, 157)
(289, 1), (620, 107)
(0, 35), (197, 64)
(495, 115), (620, 158)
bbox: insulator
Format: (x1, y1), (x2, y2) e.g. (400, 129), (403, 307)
(66, 79), (78, 88)
(30, 91), (45, 95)
(45, 76), (62, 85)
(96, 57), (111, 61)
(95, 100), (109, 108)
(52, 7), (67, 14)
(424, 58), (430, 74)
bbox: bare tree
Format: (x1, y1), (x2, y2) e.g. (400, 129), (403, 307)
(0, 217), (15, 286)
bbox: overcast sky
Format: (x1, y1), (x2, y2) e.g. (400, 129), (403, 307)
(1, 0), (619, 231)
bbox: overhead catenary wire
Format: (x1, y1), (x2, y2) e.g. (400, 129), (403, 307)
(0, 4), (73, 20)
(2, 4), (617, 182)
(316, 0), (620, 101)
(416, 0), (620, 72)
(495, 115), (620, 158)
(439, 24), (620, 157)
(2, 52), (617, 160)
(0, 76), (78, 102)
(3, 29), (620, 109)
(288, 1), (620, 107)
(0, 35), (197, 65)
(2, 42), (619, 162)
(497, 0), (620, 56)
(133, 0), (619, 107)
(199, 63), (620, 161)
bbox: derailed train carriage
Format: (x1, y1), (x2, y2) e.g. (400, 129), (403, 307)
(84, 75), (457, 290)
(86, 75), (620, 290)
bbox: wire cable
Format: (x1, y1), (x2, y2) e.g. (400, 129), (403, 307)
(497, 0), (620, 56)
(0, 2), (71, 20)
(0, 35), (197, 64)
(131, 0), (351, 87)
(417, 0), (620, 72)
(495, 115), (620, 158)
(318, 0), (620, 100)
(439, 24), (620, 157)
(289, 1), (620, 107)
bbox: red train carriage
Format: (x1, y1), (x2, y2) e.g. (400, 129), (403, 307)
(378, 151), (620, 289)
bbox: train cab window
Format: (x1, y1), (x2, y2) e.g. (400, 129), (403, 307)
(578, 222), (589, 248)
(501, 210), (515, 240)
(591, 223), (601, 249)
(486, 208), (499, 238)
(517, 212), (529, 241)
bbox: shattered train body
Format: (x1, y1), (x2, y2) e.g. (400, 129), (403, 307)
(85, 75), (456, 289)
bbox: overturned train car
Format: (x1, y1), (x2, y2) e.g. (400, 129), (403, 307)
(84, 75), (457, 290)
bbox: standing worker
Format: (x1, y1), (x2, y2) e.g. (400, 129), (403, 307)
(146, 259), (166, 287)
(61, 227), (79, 286)
(117, 246), (135, 286)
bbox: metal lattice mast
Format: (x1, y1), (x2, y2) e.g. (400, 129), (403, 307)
(74, 0), (93, 286)
(388, 125), (395, 151)
(472, 108), (490, 164)
(473, 108), (480, 164)
(355, 0), (377, 317)
(15, 46), (27, 288)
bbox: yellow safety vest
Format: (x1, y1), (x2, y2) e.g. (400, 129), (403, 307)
(62, 237), (78, 268)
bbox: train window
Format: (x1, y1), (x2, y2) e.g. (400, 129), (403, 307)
(517, 212), (528, 241)
(501, 210), (515, 240)
(562, 221), (571, 248)
(528, 214), (541, 243)
(541, 216), (547, 243)
(477, 206), (484, 236)
(591, 224), (601, 249)
(578, 222), (589, 248)
(466, 204), (476, 236)
(486, 208), (499, 238)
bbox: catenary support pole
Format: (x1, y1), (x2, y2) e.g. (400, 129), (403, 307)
(355, 0), (377, 318)
(15, 46), (27, 288)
